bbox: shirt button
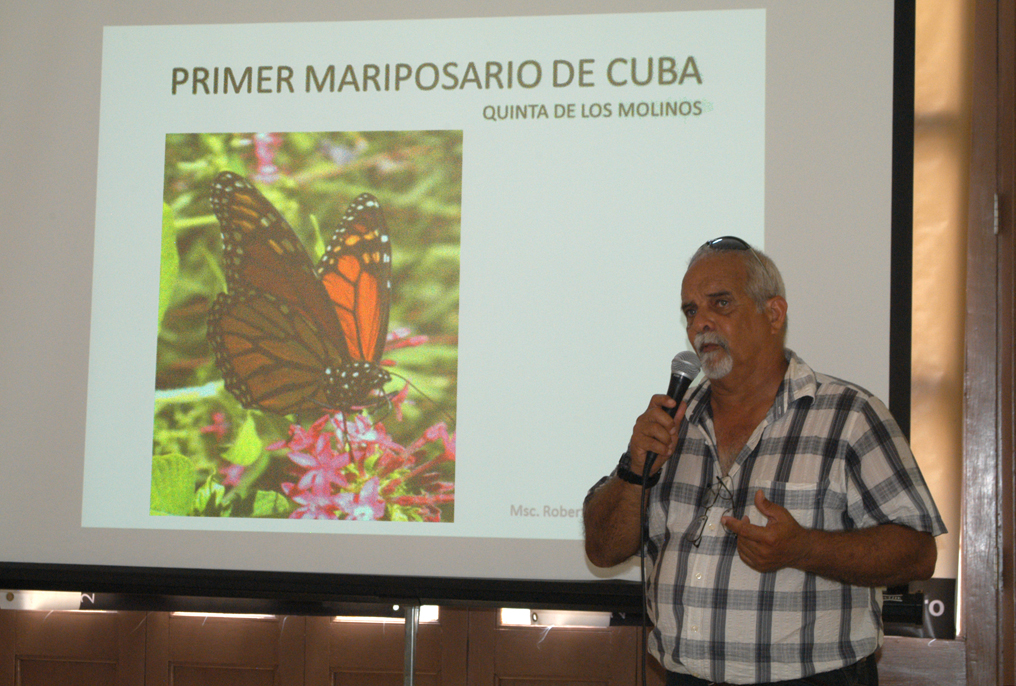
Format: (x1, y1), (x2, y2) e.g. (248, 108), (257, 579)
(695, 573), (702, 580)
(691, 625), (699, 632)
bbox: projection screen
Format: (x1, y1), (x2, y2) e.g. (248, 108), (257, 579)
(0, 0), (913, 608)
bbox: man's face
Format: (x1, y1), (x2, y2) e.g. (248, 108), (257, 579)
(680, 253), (779, 380)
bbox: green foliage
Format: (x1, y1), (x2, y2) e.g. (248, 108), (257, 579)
(252, 490), (293, 518)
(151, 453), (196, 516)
(159, 204), (179, 326)
(223, 416), (263, 467)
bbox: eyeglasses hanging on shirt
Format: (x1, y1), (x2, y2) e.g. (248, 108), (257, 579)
(685, 474), (734, 547)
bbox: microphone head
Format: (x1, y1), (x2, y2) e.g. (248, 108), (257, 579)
(671, 350), (701, 379)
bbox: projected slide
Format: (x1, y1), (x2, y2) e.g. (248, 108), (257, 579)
(154, 132), (460, 523)
(82, 10), (765, 542)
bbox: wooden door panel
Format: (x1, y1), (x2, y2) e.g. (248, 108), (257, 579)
(317, 617), (441, 686)
(0, 610), (145, 686)
(17, 659), (117, 686)
(149, 613), (305, 686)
(170, 665), (277, 686)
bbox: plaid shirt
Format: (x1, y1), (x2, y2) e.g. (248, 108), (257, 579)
(641, 351), (945, 684)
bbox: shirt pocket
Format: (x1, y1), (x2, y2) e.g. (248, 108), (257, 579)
(745, 479), (843, 531)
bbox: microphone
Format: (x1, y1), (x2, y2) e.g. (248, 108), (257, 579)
(643, 351), (701, 475)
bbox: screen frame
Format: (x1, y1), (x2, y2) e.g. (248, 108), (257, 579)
(0, 0), (915, 611)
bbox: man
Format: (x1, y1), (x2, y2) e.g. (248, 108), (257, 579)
(583, 237), (945, 686)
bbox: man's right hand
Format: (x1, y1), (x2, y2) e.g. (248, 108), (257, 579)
(627, 394), (687, 475)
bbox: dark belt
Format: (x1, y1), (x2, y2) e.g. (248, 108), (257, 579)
(665, 653), (878, 686)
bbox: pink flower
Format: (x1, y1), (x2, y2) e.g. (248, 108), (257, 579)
(282, 483), (338, 519)
(268, 414), (331, 452)
(440, 430), (456, 461)
(200, 412), (230, 440)
(406, 422), (455, 462)
(263, 397), (453, 522)
(384, 327), (430, 352)
(270, 415), (353, 496)
(334, 478), (386, 521)
(220, 463), (245, 486)
(339, 412), (380, 445)
(374, 448), (408, 479)
(251, 133), (282, 183)
(289, 444), (350, 496)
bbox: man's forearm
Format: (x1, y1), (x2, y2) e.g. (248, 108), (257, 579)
(796, 523), (937, 587)
(725, 491), (938, 587)
(582, 477), (646, 568)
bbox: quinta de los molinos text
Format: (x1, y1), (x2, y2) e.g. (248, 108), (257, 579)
(170, 57), (702, 95)
(482, 100), (705, 121)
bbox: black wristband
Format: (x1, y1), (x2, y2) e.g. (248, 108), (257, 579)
(616, 452), (661, 488)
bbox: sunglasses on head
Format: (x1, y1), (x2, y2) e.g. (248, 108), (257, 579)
(703, 235), (765, 268)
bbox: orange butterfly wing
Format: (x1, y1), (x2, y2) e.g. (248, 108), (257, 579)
(206, 172), (392, 415)
(317, 193), (391, 366)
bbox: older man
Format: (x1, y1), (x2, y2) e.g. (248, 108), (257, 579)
(583, 237), (945, 686)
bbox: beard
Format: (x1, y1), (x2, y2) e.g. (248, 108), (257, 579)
(694, 332), (733, 380)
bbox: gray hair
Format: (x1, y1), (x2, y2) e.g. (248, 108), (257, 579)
(689, 238), (787, 331)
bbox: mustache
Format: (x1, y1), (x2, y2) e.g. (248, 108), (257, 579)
(694, 332), (730, 356)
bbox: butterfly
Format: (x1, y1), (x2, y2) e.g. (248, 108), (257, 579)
(206, 171), (392, 415)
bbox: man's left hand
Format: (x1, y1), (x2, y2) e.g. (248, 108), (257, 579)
(721, 490), (809, 573)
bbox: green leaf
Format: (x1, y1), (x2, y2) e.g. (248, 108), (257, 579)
(195, 477), (229, 516)
(223, 415), (264, 466)
(309, 213), (326, 261)
(223, 451), (272, 501)
(158, 204), (180, 325)
(150, 453), (195, 516)
(251, 490), (294, 518)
